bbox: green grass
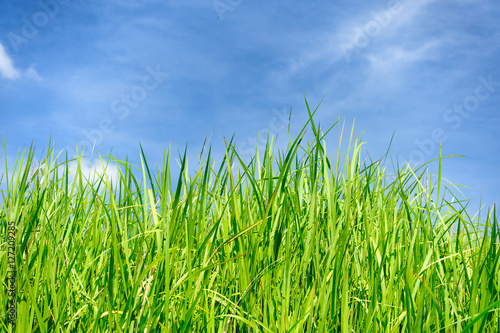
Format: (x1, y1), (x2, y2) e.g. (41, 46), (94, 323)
(1, 98), (499, 332)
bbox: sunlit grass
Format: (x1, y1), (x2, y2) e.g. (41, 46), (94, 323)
(1, 98), (499, 332)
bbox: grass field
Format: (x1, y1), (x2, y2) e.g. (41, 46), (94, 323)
(1, 99), (499, 332)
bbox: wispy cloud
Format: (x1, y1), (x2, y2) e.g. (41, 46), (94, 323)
(366, 40), (440, 74)
(0, 43), (20, 79)
(284, 0), (441, 74)
(0, 42), (42, 81)
(24, 65), (43, 81)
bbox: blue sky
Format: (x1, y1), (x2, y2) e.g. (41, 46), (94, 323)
(0, 0), (499, 216)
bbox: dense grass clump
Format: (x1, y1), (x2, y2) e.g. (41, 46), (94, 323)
(1, 99), (499, 332)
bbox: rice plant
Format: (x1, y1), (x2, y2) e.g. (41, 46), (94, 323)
(1, 98), (499, 332)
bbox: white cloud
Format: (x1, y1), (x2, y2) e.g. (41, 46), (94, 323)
(365, 40), (440, 73)
(67, 157), (120, 188)
(0, 43), (43, 81)
(284, 0), (441, 74)
(0, 155), (120, 202)
(24, 65), (43, 82)
(0, 43), (21, 79)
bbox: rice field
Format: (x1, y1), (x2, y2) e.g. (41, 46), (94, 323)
(1, 99), (499, 332)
